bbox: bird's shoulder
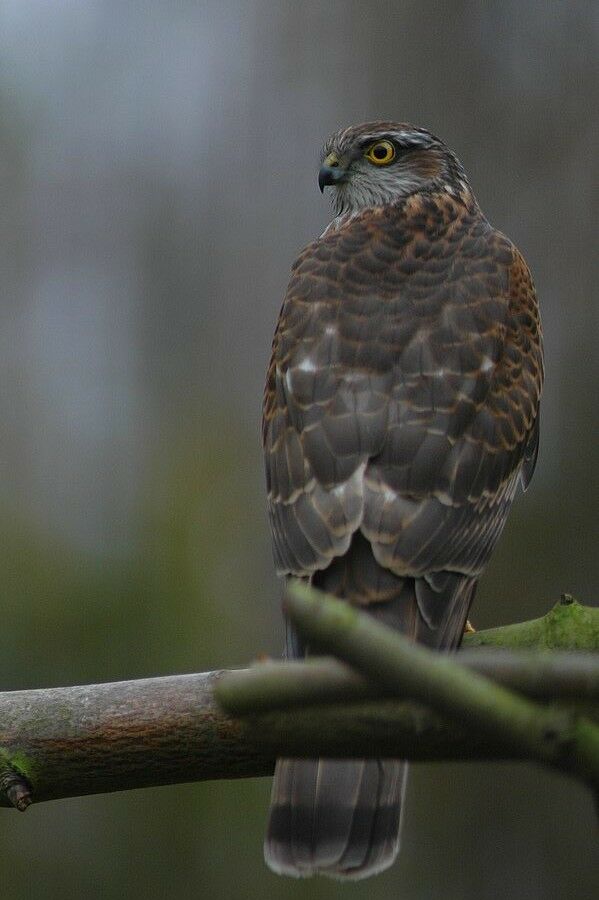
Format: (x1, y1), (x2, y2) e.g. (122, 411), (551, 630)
(286, 193), (519, 305)
(263, 196), (541, 445)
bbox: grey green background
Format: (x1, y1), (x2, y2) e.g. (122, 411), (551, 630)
(0, 1), (597, 898)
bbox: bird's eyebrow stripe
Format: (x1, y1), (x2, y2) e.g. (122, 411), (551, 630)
(321, 132), (431, 161)
(357, 132), (433, 150)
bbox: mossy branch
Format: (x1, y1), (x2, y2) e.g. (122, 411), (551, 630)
(463, 593), (599, 650)
(217, 650), (599, 714)
(1, 592), (598, 811)
(229, 584), (599, 795)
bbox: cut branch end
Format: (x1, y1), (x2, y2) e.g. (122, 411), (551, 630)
(0, 769), (33, 812)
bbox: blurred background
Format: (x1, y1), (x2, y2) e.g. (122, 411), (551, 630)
(0, 1), (597, 897)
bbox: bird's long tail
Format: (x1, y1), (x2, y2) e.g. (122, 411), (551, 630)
(264, 532), (476, 880)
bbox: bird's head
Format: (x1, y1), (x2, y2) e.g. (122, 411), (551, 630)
(319, 121), (472, 216)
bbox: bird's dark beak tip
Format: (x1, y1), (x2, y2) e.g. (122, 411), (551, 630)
(318, 165), (344, 193)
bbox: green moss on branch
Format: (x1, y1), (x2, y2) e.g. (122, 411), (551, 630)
(464, 594), (599, 650)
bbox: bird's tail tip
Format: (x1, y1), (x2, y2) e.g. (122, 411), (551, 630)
(264, 757), (405, 880)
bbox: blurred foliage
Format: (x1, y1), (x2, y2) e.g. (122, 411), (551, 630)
(0, 414), (276, 689)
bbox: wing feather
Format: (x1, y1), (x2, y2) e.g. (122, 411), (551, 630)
(263, 197), (543, 583)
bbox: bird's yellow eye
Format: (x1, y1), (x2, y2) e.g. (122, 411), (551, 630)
(365, 140), (396, 166)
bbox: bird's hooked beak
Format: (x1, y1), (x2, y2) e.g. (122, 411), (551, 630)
(318, 152), (348, 193)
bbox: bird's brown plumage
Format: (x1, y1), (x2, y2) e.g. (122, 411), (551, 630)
(262, 121), (543, 879)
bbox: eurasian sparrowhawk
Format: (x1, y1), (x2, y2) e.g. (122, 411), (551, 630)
(262, 121), (543, 880)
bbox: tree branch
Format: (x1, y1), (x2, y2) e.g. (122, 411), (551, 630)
(464, 593), (599, 651)
(271, 584), (599, 794)
(216, 651), (599, 714)
(0, 669), (525, 810)
(0, 592), (597, 810)
(0, 672), (271, 809)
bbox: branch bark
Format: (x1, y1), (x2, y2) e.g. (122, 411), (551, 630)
(0, 672), (271, 809)
(0, 593), (597, 810)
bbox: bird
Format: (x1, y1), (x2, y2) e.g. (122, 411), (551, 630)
(261, 121), (543, 880)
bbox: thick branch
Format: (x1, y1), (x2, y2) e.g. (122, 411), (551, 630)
(0, 672), (271, 809)
(1, 594), (597, 810)
(0, 670), (533, 810)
